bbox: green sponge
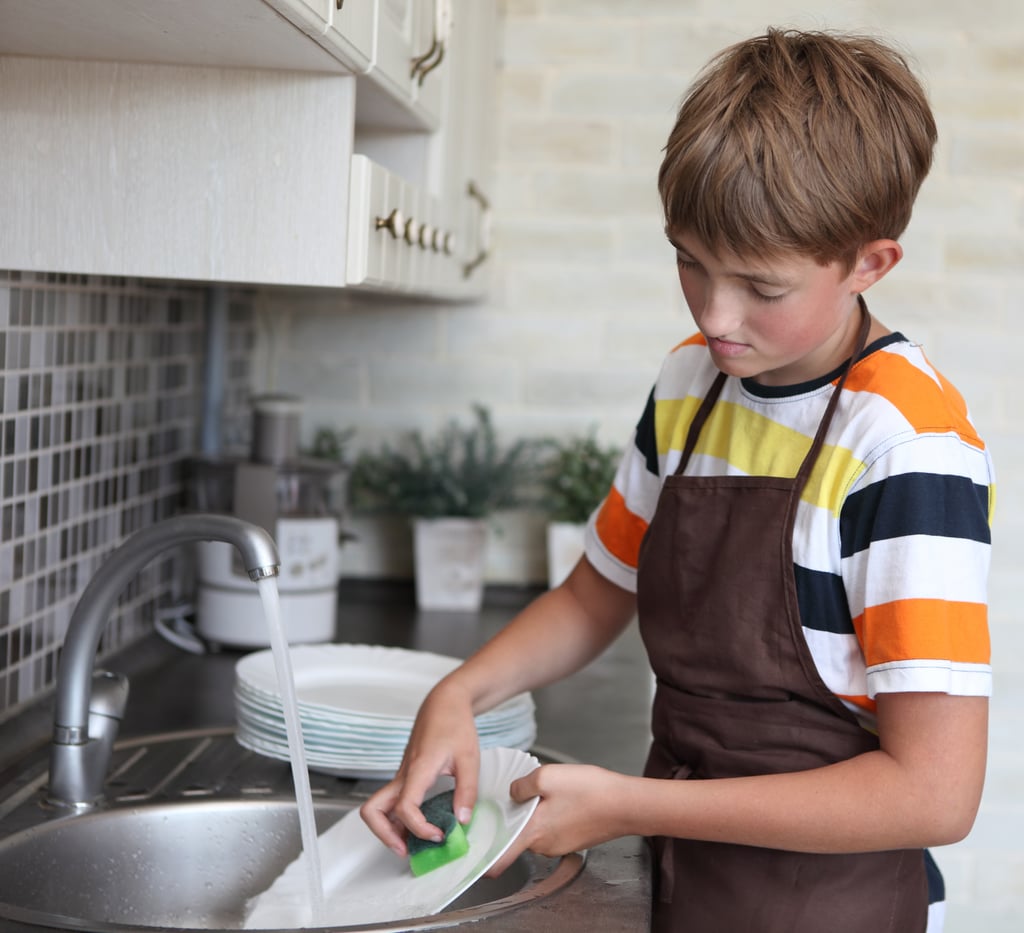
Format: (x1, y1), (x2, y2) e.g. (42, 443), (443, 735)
(407, 790), (471, 877)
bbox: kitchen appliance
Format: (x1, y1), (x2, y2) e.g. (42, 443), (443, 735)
(189, 395), (345, 649)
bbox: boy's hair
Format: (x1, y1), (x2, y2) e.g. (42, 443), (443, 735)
(659, 29), (937, 270)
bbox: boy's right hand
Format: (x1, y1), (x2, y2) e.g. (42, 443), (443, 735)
(359, 678), (481, 856)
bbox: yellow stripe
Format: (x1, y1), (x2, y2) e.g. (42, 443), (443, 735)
(654, 398), (865, 516)
(653, 396), (703, 455)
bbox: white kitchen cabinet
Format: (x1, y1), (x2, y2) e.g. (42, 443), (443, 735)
(346, 155), (461, 295)
(0, 0), (495, 299)
(0, 0), (352, 73)
(0, 56), (356, 288)
(346, 156), (401, 289)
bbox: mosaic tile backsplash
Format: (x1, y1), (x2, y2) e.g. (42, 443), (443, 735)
(0, 272), (253, 721)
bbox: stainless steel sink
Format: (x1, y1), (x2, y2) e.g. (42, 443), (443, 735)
(0, 728), (584, 932)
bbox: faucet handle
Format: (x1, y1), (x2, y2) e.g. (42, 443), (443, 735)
(49, 671), (129, 809)
(53, 671), (129, 746)
(88, 670), (129, 728)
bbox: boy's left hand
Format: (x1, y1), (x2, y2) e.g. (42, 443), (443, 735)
(487, 763), (632, 876)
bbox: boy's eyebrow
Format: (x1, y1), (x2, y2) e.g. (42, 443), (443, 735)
(664, 230), (793, 288)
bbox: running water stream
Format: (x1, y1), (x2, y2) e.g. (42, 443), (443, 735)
(257, 576), (326, 926)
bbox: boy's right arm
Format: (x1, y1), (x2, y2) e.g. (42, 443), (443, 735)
(360, 557), (636, 854)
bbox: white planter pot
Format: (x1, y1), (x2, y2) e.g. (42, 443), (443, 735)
(412, 517), (489, 612)
(546, 521), (586, 589)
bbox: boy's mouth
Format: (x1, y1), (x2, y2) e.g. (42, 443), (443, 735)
(707, 336), (749, 357)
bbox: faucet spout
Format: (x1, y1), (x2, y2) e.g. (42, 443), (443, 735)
(49, 514), (279, 808)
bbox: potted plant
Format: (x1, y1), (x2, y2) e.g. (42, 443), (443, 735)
(539, 431), (621, 588)
(349, 405), (540, 611)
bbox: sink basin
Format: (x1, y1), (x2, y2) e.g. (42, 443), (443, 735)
(0, 729), (584, 932)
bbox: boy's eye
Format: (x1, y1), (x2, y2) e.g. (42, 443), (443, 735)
(752, 287), (786, 303)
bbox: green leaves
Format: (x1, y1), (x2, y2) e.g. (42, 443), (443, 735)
(538, 431), (621, 524)
(349, 405), (541, 519)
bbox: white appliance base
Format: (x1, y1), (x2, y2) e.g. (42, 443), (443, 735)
(196, 585), (337, 649)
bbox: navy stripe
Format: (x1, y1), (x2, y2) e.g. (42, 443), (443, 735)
(924, 849), (945, 904)
(635, 388), (659, 476)
(840, 473), (991, 558)
(794, 564), (855, 634)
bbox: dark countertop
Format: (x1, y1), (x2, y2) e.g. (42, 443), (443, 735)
(0, 581), (653, 932)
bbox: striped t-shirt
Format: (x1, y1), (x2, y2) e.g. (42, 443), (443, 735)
(585, 332), (994, 728)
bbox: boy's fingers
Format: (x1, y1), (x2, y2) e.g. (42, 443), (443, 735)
(452, 751), (481, 824)
(360, 793), (408, 855)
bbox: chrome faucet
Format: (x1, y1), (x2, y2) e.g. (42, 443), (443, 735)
(48, 514), (280, 809)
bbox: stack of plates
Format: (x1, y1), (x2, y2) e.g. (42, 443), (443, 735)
(234, 644), (537, 779)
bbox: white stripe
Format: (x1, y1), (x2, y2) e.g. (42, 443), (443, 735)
(793, 497), (841, 572)
(927, 897), (945, 933)
(616, 443), (662, 519)
(843, 535), (990, 612)
(801, 627), (867, 698)
(866, 659), (992, 698)
(849, 431), (993, 490)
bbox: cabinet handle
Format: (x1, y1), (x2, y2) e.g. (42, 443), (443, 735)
(417, 41), (446, 86)
(375, 207), (403, 239)
(336, 0), (344, 9)
(463, 180), (491, 278)
(418, 224), (434, 250)
(410, 36), (439, 81)
(403, 217), (420, 246)
(411, 0), (452, 85)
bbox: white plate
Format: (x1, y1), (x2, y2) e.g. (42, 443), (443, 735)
(236, 645), (460, 721)
(234, 720), (538, 781)
(243, 747), (541, 929)
(235, 644), (535, 727)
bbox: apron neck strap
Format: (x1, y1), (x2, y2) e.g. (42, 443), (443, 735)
(793, 294), (872, 489)
(676, 371), (727, 474)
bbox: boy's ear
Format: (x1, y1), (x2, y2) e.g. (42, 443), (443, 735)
(851, 239), (903, 291)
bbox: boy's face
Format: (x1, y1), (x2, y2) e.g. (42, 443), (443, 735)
(668, 230), (867, 387)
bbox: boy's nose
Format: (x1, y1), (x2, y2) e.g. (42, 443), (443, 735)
(695, 289), (740, 338)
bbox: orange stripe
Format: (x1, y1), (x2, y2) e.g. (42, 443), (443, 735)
(666, 332), (707, 354)
(854, 599), (991, 666)
(594, 486), (649, 569)
(846, 351), (985, 451)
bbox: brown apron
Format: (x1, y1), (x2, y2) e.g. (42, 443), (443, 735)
(636, 305), (928, 933)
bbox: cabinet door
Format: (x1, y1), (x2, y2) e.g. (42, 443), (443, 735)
(436, 0), (497, 298)
(324, 0), (375, 74)
(374, 0), (417, 107)
(266, 0), (373, 73)
(373, 0), (447, 127)
(409, 0), (446, 126)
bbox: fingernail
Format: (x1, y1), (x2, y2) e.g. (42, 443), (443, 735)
(458, 807), (473, 824)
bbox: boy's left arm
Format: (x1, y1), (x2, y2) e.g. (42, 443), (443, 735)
(497, 690), (986, 865)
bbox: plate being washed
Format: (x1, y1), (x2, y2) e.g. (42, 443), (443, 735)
(243, 747), (541, 929)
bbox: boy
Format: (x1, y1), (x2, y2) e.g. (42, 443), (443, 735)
(362, 28), (993, 933)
